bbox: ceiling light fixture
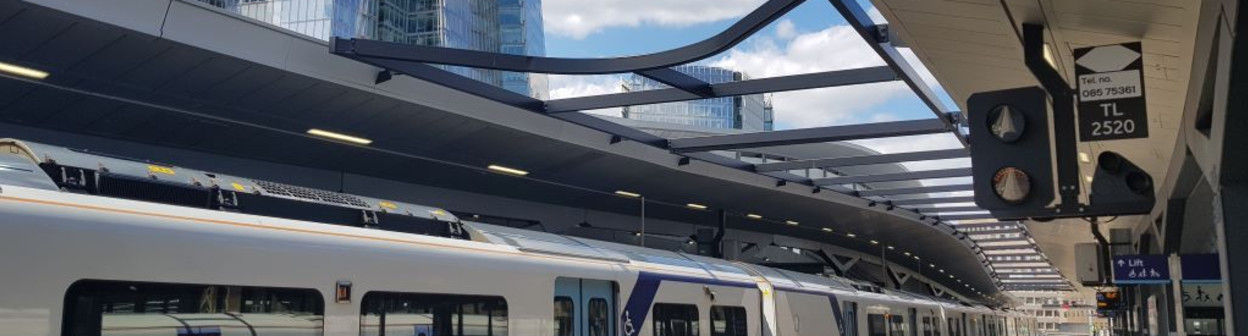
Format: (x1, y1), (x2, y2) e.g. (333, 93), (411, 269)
(870, 240), (879, 245)
(785, 220), (799, 226)
(307, 128), (373, 145)
(614, 190), (641, 198)
(747, 213), (763, 219)
(487, 164), (529, 176)
(0, 61), (49, 79)
(846, 233), (857, 238)
(822, 227), (833, 232)
(686, 203), (708, 210)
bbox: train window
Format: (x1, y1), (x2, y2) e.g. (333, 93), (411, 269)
(589, 298), (610, 336)
(947, 318), (956, 336)
(361, 291), (508, 336)
(555, 297), (575, 336)
(63, 279), (323, 336)
(654, 303), (699, 336)
(933, 317), (941, 336)
(868, 314), (887, 336)
(922, 317), (932, 336)
(842, 302), (858, 336)
(889, 315), (907, 336)
(711, 306), (747, 336)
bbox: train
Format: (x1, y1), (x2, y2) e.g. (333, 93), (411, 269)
(0, 139), (1037, 336)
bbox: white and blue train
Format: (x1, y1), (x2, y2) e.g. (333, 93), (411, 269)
(0, 139), (1037, 336)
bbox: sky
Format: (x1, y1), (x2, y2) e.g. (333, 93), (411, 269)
(540, 0), (974, 199)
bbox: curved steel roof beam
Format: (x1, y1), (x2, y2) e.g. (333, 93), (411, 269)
(330, 0), (805, 74)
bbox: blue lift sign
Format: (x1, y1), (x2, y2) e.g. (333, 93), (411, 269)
(1113, 254), (1170, 284)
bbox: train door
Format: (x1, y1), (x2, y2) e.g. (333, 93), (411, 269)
(908, 308), (918, 336)
(556, 277), (618, 336)
(843, 301), (859, 336)
(963, 314), (973, 336)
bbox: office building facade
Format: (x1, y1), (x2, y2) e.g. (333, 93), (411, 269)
(623, 66), (771, 131)
(202, 0), (547, 98)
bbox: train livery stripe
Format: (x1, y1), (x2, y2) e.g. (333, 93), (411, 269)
(621, 271), (756, 336)
(828, 294), (846, 336)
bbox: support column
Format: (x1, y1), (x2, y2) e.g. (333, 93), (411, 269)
(1216, 1), (1248, 335)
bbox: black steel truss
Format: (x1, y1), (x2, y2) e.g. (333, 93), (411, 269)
(814, 168), (971, 185)
(889, 196), (975, 206)
(917, 206), (986, 214)
(857, 184), (973, 197)
(756, 148), (966, 172)
(545, 66), (897, 113)
(670, 119), (949, 153)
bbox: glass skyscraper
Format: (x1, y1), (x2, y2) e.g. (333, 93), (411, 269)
(201, 0), (547, 98)
(499, 0), (548, 99)
(623, 66), (771, 131)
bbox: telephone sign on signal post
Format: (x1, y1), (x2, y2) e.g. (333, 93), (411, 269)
(1074, 42), (1149, 141)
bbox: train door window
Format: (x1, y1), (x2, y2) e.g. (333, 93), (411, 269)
(888, 315), (907, 336)
(868, 314), (887, 336)
(654, 304), (700, 336)
(947, 318), (957, 336)
(589, 298), (610, 336)
(908, 309), (917, 336)
(711, 306), (747, 336)
(842, 302), (858, 336)
(555, 296), (575, 336)
(932, 315), (940, 336)
(63, 279), (324, 336)
(360, 291), (508, 336)
(922, 317), (932, 336)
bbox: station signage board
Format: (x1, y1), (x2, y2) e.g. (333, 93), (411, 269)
(1181, 284), (1224, 308)
(1074, 42), (1149, 141)
(1181, 254), (1221, 283)
(1112, 254), (1170, 284)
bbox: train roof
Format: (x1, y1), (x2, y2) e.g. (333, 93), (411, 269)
(0, 139), (980, 307)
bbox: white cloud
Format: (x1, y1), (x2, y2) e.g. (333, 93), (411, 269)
(709, 25), (911, 129)
(543, 0), (765, 39)
(775, 19), (797, 39)
(548, 74), (623, 99)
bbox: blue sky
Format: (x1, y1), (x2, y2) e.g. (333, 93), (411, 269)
(539, 0), (959, 132)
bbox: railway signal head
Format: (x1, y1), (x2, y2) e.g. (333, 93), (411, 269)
(968, 87), (1056, 219)
(1087, 151), (1155, 214)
